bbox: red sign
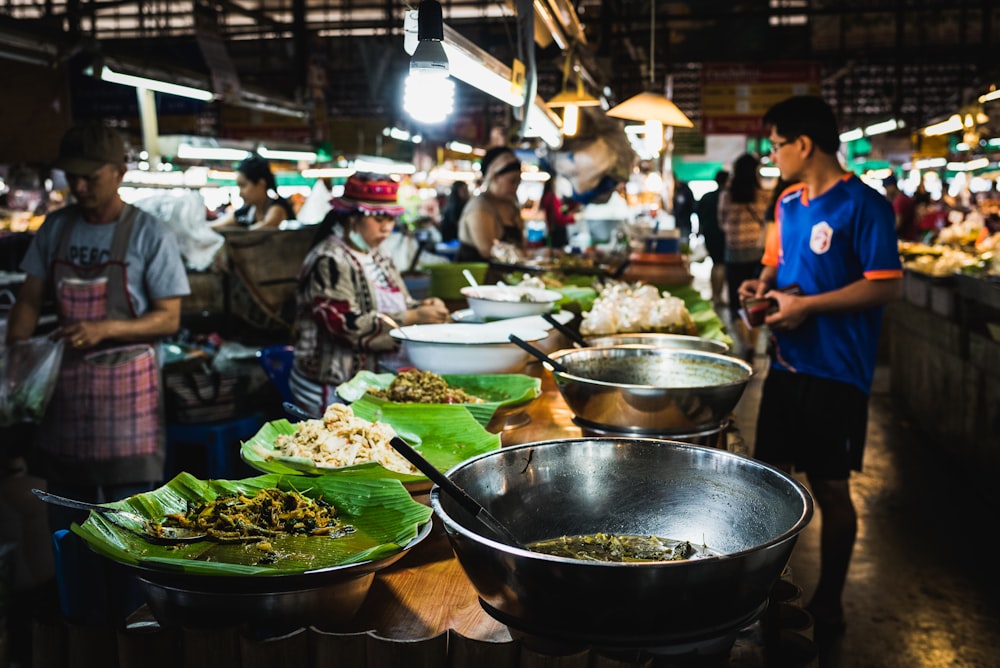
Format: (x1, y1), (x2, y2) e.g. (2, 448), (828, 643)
(701, 62), (821, 135)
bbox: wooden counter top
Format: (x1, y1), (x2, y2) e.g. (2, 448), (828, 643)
(344, 359), (580, 642)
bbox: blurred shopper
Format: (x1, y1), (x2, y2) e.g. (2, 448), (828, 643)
(439, 180), (469, 243)
(695, 169), (729, 306)
(912, 191), (948, 240)
(883, 176), (916, 240)
(672, 173), (695, 243)
(212, 154), (294, 230)
(540, 172), (577, 250)
(719, 153), (769, 327)
(739, 95), (903, 638)
(289, 173), (448, 416)
(6, 122), (190, 527)
(456, 147), (525, 262)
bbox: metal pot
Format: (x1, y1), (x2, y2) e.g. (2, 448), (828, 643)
(548, 346), (752, 435)
(583, 332), (730, 354)
(133, 520), (433, 630)
(430, 438), (813, 647)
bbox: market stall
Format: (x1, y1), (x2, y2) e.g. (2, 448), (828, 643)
(31, 363), (819, 668)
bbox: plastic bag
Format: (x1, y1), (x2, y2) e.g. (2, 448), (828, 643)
(0, 336), (66, 426)
(132, 191), (225, 271)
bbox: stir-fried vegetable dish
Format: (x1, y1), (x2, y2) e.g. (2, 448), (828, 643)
(367, 369), (485, 404)
(527, 533), (715, 562)
(160, 487), (354, 544)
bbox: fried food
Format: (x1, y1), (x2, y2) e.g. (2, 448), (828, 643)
(367, 370), (484, 404)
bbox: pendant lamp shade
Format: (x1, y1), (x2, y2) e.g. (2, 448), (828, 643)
(606, 91), (693, 128)
(546, 77), (601, 108)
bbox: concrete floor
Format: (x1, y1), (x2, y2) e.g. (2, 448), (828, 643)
(709, 260), (1000, 668)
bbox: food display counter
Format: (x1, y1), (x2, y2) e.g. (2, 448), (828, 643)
(888, 270), (1000, 473)
(31, 359), (817, 668)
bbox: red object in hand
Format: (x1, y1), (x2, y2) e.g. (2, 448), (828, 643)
(743, 299), (773, 327)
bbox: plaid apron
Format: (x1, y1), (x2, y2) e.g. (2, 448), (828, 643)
(41, 205), (161, 460)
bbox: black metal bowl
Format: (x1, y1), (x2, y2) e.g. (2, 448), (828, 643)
(430, 438), (813, 647)
(132, 519), (433, 631)
(548, 346), (752, 435)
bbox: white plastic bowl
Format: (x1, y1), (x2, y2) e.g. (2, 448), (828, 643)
(390, 324), (549, 374)
(460, 285), (562, 321)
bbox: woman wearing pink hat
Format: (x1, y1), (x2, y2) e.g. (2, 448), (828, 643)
(288, 172), (449, 415)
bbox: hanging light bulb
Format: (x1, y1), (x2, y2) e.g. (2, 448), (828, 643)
(546, 49), (600, 138)
(562, 104), (580, 136)
(403, 0), (454, 124)
(645, 119), (664, 154)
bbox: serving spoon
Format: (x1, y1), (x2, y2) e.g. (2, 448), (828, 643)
(508, 334), (569, 373)
(541, 313), (588, 348)
(386, 436), (525, 549)
(32, 489), (207, 543)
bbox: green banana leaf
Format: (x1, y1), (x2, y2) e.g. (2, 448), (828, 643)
(241, 403), (501, 483)
(665, 284), (734, 346)
(336, 371), (542, 427)
(70, 472), (433, 576)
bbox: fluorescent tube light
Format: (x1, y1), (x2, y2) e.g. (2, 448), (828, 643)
(978, 89), (1000, 104)
(100, 66), (214, 101)
(177, 144), (251, 161)
(864, 119), (904, 136)
(839, 128), (864, 142)
(302, 167), (355, 179)
(922, 115), (963, 137)
(914, 157), (947, 169)
(353, 158), (416, 175)
(946, 158), (989, 171)
(446, 141), (474, 154)
(258, 146), (318, 162)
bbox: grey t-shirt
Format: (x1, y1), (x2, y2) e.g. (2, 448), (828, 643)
(20, 204), (191, 315)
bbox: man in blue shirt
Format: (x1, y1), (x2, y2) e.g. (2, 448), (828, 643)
(738, 96), (903, 638)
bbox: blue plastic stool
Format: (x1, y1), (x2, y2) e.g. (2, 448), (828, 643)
(256, 344), (295, 405)
(52, 529), (144, 623)
(165, 412), (265, 480)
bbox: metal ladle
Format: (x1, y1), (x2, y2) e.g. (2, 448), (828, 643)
(386, 436), (525, 549)
(32, 489), (207, 543)
(508, 334), (569, 373)
(541, 313), (588, 348)
(377, 312), (410, 339)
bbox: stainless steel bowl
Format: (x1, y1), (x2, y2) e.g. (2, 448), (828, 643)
(548, 346), (752, 435)
(430, 438), (813, 647)
(133, 520), (433, 631)
(584, 332), (730, 354)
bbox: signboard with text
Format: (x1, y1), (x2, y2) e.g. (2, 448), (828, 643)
(701, 62), (821, 135)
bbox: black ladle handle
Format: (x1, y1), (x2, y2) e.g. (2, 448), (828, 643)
(33, 489), (122, 516)
(508, 334), (568, 373)
(388, 437), (524, 549)
(542, 313), (587, 348)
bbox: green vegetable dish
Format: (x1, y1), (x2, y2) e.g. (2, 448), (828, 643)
(527, 533), (719, 563)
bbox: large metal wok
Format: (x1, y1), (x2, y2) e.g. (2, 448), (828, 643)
(430, 438), (813, 647)
(548, 346), (752, 435)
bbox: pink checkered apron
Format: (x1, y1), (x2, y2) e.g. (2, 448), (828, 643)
(41, 206), (160, 460)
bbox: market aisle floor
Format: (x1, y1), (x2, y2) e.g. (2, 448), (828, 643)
(713, 264), (1000, 666)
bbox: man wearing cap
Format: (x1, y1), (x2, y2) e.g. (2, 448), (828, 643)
(5, 122), (190, 527)
(289, 172), (449, 415)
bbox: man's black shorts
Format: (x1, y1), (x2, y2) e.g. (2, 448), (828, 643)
(753, 369), (869, 480)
